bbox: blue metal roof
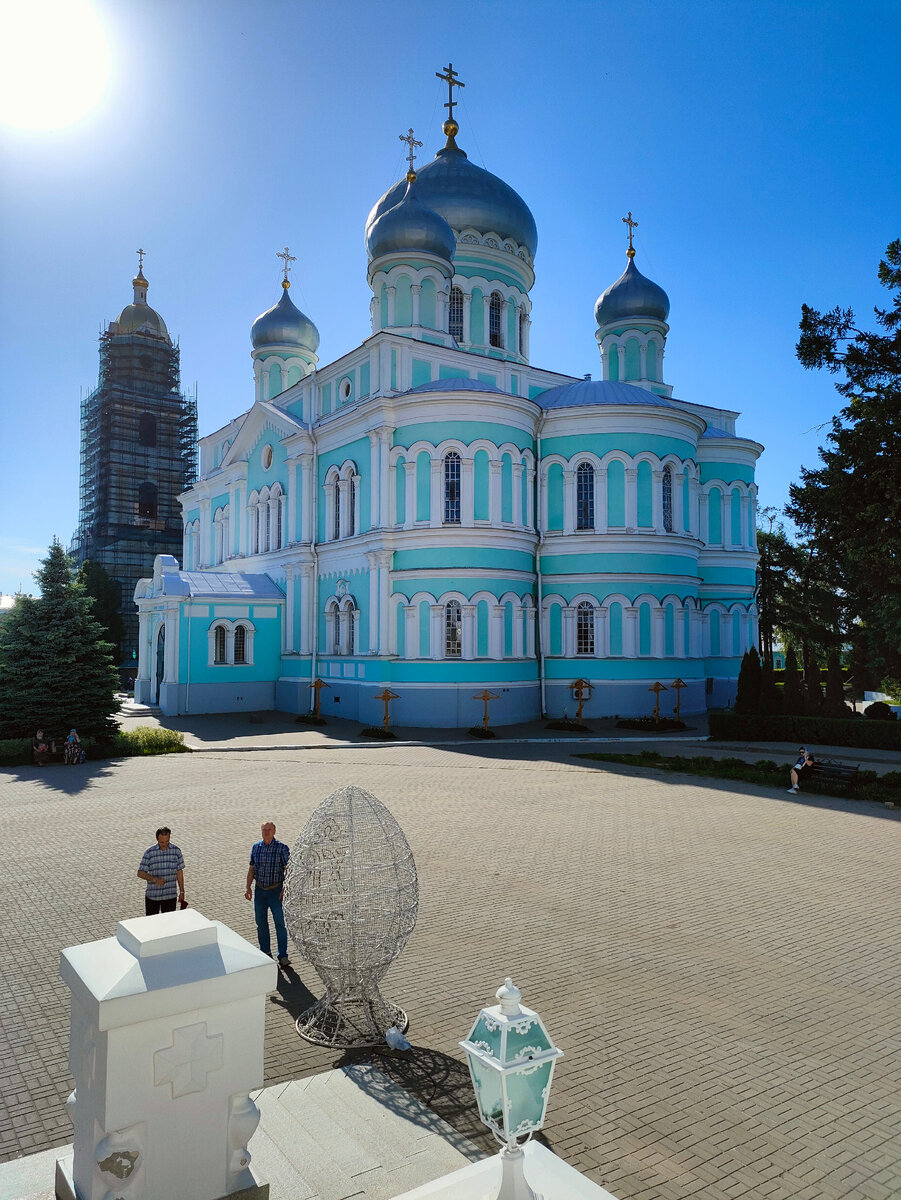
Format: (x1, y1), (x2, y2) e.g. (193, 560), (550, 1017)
(700, 425), (738, 439)
(538, 379), (678, 410)
(162, 571), (285, 599)
(403, 377), (509, 396)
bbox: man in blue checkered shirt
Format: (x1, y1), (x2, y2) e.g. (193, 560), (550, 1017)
(244, 821), (291, 967)
(137, 827), (186, 915)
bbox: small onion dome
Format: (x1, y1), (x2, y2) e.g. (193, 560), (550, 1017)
(366, 138), (538, 258)
(115, 269), (169, 339)
(595, 254), (670, 326)
(366, 176), (455, 264)
(251, 282), (320, 352)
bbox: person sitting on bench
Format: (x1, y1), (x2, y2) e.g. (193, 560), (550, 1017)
(788, 747), (814, 793)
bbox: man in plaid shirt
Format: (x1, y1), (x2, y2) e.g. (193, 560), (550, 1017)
(137, 827), (186, 915)
(244, 820), (291, 967)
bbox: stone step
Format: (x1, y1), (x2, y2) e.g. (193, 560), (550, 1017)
(255, 1084), (363, 1200)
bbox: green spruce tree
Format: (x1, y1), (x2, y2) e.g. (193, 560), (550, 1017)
(759, 655), (781, 714)
(783, 645), (804, 715)
(0, 540), (120, 741)
(735, 647), (762, 714)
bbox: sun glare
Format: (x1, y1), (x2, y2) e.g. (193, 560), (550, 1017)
(0, 0), (111, 130)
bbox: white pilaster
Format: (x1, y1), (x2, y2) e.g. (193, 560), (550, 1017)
(461, 456), (475, 525)
(430, 604), (443, 659)
(625, 469), (637, 531)
(652, 469), (665, 533)
(562, 469), (575, 534)
(462, 604), (476, 660)
(404, 461), (416, 529)
(490, 604), (505, 659)
(489, 460), (502, 525)
(299, 563), (312, 654)
(625, 606), (639, 657)
(430, 457), (442, 527)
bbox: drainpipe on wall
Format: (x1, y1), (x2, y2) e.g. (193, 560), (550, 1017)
(308, 392), (320, 713)
(535, 409), (548, 719)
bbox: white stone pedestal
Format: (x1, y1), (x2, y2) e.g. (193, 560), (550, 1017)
(55, 909), (276, 1200)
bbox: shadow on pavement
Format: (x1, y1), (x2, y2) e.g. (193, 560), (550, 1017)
(0, 760), (117, 794)
(269, 966), (318, 1019)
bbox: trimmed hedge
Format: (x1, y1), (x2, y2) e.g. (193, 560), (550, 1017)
(709, 712), (901, 751)
(0, 727), (187, 766)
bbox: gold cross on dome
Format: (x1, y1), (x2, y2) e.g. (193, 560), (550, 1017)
(136, 247), (146, 271)
(398, 127), (423, 175)
(622, 211), (638, 254)
(436, 62), (465, 122)
(276, 246), (296, 284)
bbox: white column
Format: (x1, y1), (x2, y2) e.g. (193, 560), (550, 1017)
(674, 470), (685, 536)
(136, 610), (150, 681)
(625, 606), (639, 657)
(740, 495), (751, 548)
(461, 456), (475, 525)
(368, 431), (381, 527)
(367, 553), (379, 653)
(617, 345), (626, 378)
(506, 298), (516, 351)
(404, 605), (417, 657)
(436, 286), (448, 333)
(379, 429), (391, 529)
(352, 474), (362, 536)
(512, 461), (524, 527)
(378, 551), (391, 654)
(512, 604), (524, 657)
(699, 491), (710, 544)
(596, 607), (608, 658)
(595, 469), (607, 532)
(690, 608), (703, 658)
(430, 604), (443, 659)
(462, 291), (472, 344)
(562, 468), (575, 534)
(299, 454), (313, 543)
(562, 608), (576, 658)
(749, 488), (758, 548)
(625, 469), (637, 531)
(689, 476), (700, 537)
(652, 470), (665, 533)
(652, 607), (665, 658)
(513, 303), (522, 356)
(526, 607), (536, 658)
(164, 609), (179, 680)
(430, 457), (442, 527)
(526, 466), (535, 529)
(462, 604), (476, 660)
(299, 563), (312, 654)
(284, 568), (295, 652)
(522, 313), (531, 361)
(489, 460), (502, 525)
(639, 343), (648, 379)
(482, 295), (491, 345)
(404, 461), (416, 529)
(489, 604), (505, 659)
(411, 283), (421, 326)
(199, 498), (211, 567)
(386, 285), (396, 326)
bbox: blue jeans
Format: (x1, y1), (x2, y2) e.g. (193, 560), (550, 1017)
(253, 887), (288, 958)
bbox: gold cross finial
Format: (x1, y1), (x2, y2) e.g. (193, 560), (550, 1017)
(399, 127), (423, 181)
(622, 212), (638, 258)
(136, 247), (146, 273)
(276, 246), (296, 289)
(436, 61), (465, 133)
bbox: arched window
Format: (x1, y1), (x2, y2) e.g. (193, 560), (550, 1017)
(214, 625), (227, 664)
(345, 605), (356, 655)
(576, 601), (595, 655)
(489, 292), (504, 348)
(449, 286), (463, 340)
(348, 475), (356, 536)
(233, 624), (246, 664)
(444, 452), (461, 524)
(445, 600), (462, 657)
(138, 412), (157, 446)
(663, 466), (674, 533)
(333, 482), (341, 541)
(330, 601), (341, 654)
(137, 482), (157, 520)
(576, 462), (595, 530)
(519, 310), (528, 354)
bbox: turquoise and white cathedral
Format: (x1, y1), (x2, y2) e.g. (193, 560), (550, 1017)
(134, 87), (762, 727)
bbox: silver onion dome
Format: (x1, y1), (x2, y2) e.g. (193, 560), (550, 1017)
(366, 176), (456, 263)
(595, 254), (670, 326)
(251, 284), (320, 352)
(366, 138), (538, 257)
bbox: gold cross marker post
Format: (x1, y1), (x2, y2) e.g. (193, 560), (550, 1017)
(671, 677), (686, 718)
(622, 211), (638, 257)
(648, 680), (668, 722)
(375, 688), (400, 731)
(474, 689), (499, 730)
(571, 678), (591, 724)
(436, 61), (465, 124)
(310, 677), (329, 717)
(398, 128), (423, 179)
(276, 246), (296, 286)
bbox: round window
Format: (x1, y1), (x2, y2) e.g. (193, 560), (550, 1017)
(262, 445), (273, 469)
(339, 378), (352, 402)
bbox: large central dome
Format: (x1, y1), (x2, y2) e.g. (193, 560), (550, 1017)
(366, 137), (537, 257)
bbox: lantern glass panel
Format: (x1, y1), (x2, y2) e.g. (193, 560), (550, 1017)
(468, 1015), (503, 1058)
(505, 1018), (551, 1061)
(470, 1055), (504, 1131)
(505, 1061), (553, 1132)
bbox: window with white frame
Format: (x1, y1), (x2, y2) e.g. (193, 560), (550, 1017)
(449, 286), (463, 341)
(662, 466), (674, 533)
(445, 600), (462, 657)
(348, 476), (355, 537)
(576, 462), (594, 530)
(333, 481), (341, 541)
(209, 620), (254, 666)
(233, 624), (246, 664)
(576, 601), (595, 655)
(214, 624), (227, 664)
(489, 292), (504, 348)
(444, 452), (461, 524)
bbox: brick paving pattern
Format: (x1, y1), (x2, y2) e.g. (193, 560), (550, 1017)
(1, 741), (899, 1200)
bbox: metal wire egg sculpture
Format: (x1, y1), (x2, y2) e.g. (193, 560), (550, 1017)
(283, 784), (419, 1047)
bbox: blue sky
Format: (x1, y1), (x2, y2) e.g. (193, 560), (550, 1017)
(1, 0), (898, 596)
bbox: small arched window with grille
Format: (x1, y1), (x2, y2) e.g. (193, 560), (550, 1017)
(444, 452), (461, 524)
(576, 601), (595, 655)
(214, 625), (227, 664)
(346, 606), (355, 655)
(348, 476), (356, 536)
(576, 462), (595, 530)
(137, 482), (158, 520)
(138, 412), (157, 446)
(663, 466), (674, 533)
(489, 292), (504, 348)
(233, 624), (247, 664)
(449, 286), (464, 341)
(445, 600), (462, 657)
(333, 483), (341, 541)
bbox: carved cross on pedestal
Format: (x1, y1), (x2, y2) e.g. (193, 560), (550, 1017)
(398, 127), (422, 177)
(648, 680), (668, 722)
(571, 678), (591, 724)
(153, 1022), (223, 1099)
(671, 677), (686, 718)
(473, 689), (499, 729)
(276, 246), (296, 286)
(311, 676), (329, 717)
(375, 688), (399, 731)
(436, 61), (465, 124)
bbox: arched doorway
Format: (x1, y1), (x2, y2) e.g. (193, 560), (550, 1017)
(155, 625), (165, 703)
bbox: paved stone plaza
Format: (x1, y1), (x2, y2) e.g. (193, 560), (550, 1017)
(1, 739), (899, 1200)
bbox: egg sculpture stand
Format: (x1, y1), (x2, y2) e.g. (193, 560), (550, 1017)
(283, 785), (419, 1047)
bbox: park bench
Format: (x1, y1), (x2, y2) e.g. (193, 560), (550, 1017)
(801, 758), (859, 794)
